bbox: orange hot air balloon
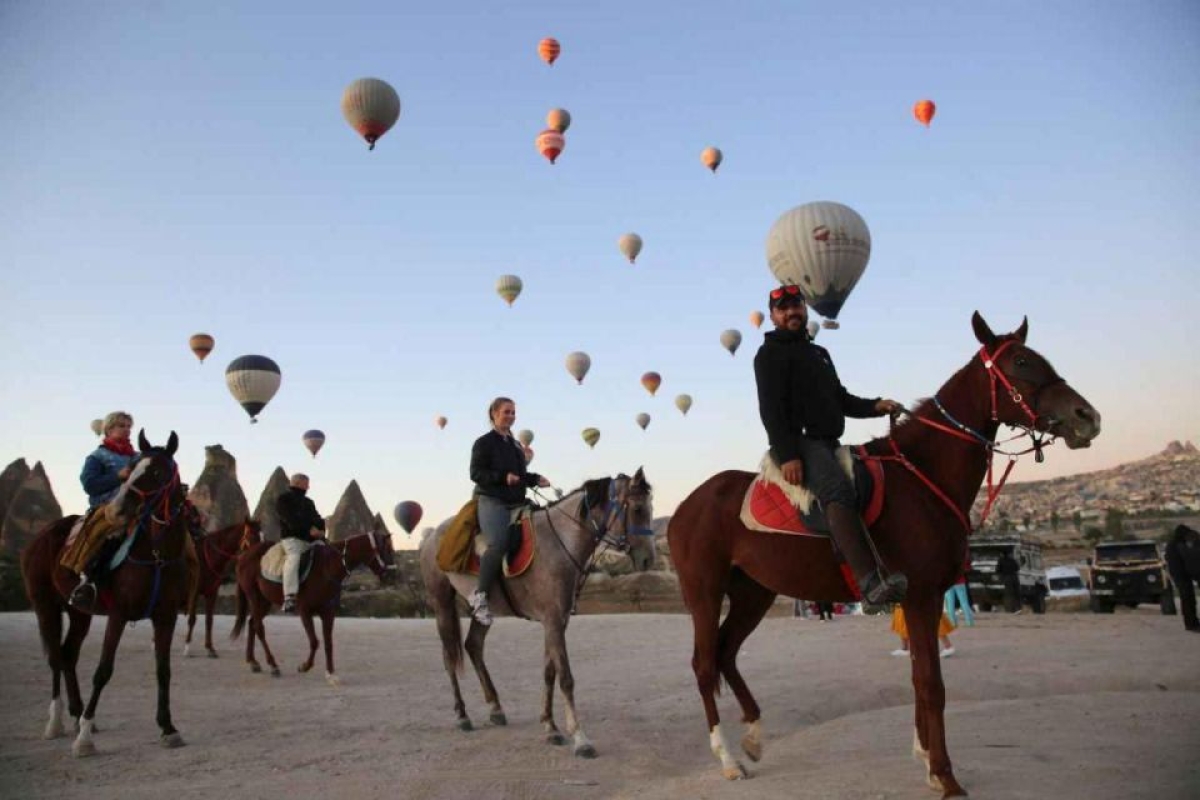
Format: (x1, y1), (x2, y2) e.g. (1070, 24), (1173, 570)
(435, 415), (447, 430)
(536, 129), (565, 164)
(700, 146), (723, 173)
(749, 311), (764, 329)
(641, 371), (662, 396)
(189, 333), (214, 364)
(538, 37), (561, 66)
(913, 99), (936, 127)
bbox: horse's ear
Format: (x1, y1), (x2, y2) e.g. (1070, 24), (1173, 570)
(138, 429), (151, 452)
(166, 431), (179, 456)
(971, 311), (996, 347)
(633, 466), (645, 485)
(1014, 316), (1029, 344)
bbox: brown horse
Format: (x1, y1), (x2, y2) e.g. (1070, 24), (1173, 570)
(231, 531), (396, 685)
(182, 520), (262, 658)
(21, 431), (192, 757)
(668, 314), (1100, 797)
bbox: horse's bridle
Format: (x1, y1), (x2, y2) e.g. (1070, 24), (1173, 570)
(537, 477), (653, 578)
(332, 531), (395, 577)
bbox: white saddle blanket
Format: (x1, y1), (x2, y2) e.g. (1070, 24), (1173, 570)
(260, 540), (311, 582)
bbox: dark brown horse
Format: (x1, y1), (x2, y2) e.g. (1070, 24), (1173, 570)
(182, 520), (262, 658)
(231, 531), (396, 685)
(21, 431), (192, 757)
(668, 314), (1100, 797)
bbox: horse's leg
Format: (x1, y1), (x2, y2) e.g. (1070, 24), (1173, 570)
(255, 615), (281, 678)
(464, 619), (505, 725)
(183, 594), (197, 657)
(682, 575), (743, 779)
(905, 595), (966, 798)
(61, 608), (93, 733)
(249, 588), (280, 677)
(74, 614), (127, 757)
(203, 592), (219, 657)
(543, 618), (595, 758)
(297, 609), (319, 673)
(33, 603), (67, 739)
(153, 611), (184, 748)
(320, 609), (339, 686)
(427, 573), (472, 730)
(540, 632), (565, 745)
(718, 569), (777, 764)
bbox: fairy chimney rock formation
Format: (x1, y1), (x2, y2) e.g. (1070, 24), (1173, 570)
(327, 480), (374, 542)
(372, 511), (392, 538)
(252, 467), (291, 542)
(1, 462), (63, 556)
(187, 445), (249, 533)
(0, 458), (32, 529)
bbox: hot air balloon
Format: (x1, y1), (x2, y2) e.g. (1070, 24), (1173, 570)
(701, 146), (723, 173)
(225, 355), (281, 424)
(581, 427), (600, 449)
(641, 371), (662, 396)
(720, 329), (742, 356)
(547, 108), (571, 133)
(675, 394), (693, 416)
(189, 333), (214, 364)
(913, 99), (936, 127)
(538, 37), (561, 66)
(807, 320), (821, 340)
(302, 429), (326, 458)
(435, 415), (447, 430)
(618, 233), (643, 264)
(565, 351), (591, 384)
(394, 500), (423, 535)
(496, 274), (523, 306)
(90, 419), (103, 437)
(636, 413), (651, 431)
(517, 429), (534, 447)
(749, 311), (764, 329)
(765, 201), (871, 325)
(536, 129), (565, 164)
(341, 78), (401, 151)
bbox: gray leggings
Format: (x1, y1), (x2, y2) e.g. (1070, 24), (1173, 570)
(785, 436), (855, 509)
(476, 495), (521, 595)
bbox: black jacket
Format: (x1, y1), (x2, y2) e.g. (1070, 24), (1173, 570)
(753, 328), (883, 464)
(470, 430), (543, 505)
(276, 487), (325, 542)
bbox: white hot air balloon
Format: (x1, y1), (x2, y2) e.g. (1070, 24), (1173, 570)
(565, 351), (591, 384)
(225, 355), (282, 424)
(90, 419), (103, 437)
(765, 201), (871, 325)
(341, 78), (401, 151)
(807, 320), (821, 340)
(635, 413), (651, 431)
(517, 429), (534, 447)
(675, 394), (693, 416)
(496, 274), (523, 306)
(618, 233), (643, 264)
(720, 329), (742, 356)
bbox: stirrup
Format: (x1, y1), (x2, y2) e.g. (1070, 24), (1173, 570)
(282, 596), (297, 613)
(469, 591), (493, 627)
(863, 572), (908, 605)
(69, 580), (97, 611)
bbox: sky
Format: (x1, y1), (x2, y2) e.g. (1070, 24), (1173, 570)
(2, 2), (1198, 547)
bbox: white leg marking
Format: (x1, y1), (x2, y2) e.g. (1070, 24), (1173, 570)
(572, 728), (597, 758)
(710, 725), (747, 779)
(742, 719), (764, 762)
(43, 698), (65, 739)
(913, 728), (936, 787)
(72, 718), (97, 757)
(325, 671), (341, 687)
(183, 642), (191, 658)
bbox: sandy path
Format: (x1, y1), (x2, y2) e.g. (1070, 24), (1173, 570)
(1, 611), (1197, 799)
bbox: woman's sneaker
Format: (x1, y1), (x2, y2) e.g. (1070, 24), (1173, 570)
(469, 591), (493, 627)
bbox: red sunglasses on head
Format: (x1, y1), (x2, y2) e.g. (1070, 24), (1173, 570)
(770, 285), (802, 300)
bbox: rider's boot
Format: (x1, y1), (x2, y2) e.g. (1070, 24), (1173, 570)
(469, 590), (493, 627)
(826, 503), (907, 605)
(282, 595), (297, 613)
(69, 573), (97, 612)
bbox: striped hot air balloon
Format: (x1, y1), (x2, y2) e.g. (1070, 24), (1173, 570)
(189, 333), (214, 364)
(394, 501), (423, 535)
(302, 429), (326, 458)
(536, 129), (565, 164)
(641, 371), (661, 396)
(913, 99), (936, 127)
(341, 78), (401, 150)
(546, 108), (571, 133)
(635, 413), (651, 431)
(538, 37), (561, 66)
(618, 233), (643, 264)
(701, 146), (723, 173)
(225, 355), (281, 424)
(581, 427), (600, 449)
(565, 351), (591, 384)
(496, 274), (523, 306)
(766, 201), (871, 325)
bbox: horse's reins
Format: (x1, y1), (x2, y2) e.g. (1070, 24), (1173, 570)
(121, 456), (186, 619)
(868, 339), (1062, 533)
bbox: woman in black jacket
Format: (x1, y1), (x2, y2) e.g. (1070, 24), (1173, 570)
(468, 397), (551, 625)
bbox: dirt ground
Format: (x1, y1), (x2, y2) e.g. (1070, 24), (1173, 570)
(0, 609), (1197, 799)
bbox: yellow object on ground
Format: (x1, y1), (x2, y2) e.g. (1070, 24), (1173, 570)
(891, 606), (955, 639)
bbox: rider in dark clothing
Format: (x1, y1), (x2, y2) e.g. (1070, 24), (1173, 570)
(995, 551), (1021, 612)
(753, 285), (907, 605)
(275, 475), (326, 612)
(1165, 524), (1200, 632)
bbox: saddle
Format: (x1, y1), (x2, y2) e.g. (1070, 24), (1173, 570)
(260, 540), (322, 585)
(437, 498), (536, 577)
(466, 512), (536, 578)
(740, 446), (885, 537)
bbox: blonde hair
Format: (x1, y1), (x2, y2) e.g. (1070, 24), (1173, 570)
(488, 397), (515, 425)
(102, 411), (133, 436)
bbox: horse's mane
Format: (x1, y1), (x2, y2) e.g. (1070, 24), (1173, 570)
(540, 473), (651, 511)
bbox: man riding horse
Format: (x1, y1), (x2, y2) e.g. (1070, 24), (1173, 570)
(753, 286), (907, 605)
(275, 473), (326, 613)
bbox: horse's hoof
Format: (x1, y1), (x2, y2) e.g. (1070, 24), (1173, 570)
(574, 743), (597, 759)
(270, 667), (281, 678)
(741, 736), (763, 762)
(206, 649), (219, 659)
(722, 764), (749, 780)
(183, 644), (191, 658)
(489, 712), (507, 726)
(546, 732), (567, 746)
(249, 662), (262, 674)
(160, 732), (185, 749)
(298, 663), (312, 673)
(43, 721), (65, 740)
(457, 718), (473, 732)
(325, 673), (341, 687)
(72, 739), (97, 758)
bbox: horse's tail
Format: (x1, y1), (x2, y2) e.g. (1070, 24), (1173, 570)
(230, 582), (248, 641)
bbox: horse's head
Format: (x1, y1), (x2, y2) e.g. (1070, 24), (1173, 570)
(241, 519), (263, 551)
(584, 468), (655, 571)
(110, 430), (182, 522)
(971, 313), (1100, 449)
(360, 530), (397, 585)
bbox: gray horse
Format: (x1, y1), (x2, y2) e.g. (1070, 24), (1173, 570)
(419, 469), (654, 756)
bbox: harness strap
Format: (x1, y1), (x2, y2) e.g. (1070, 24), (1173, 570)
(865, 438), (973, 533)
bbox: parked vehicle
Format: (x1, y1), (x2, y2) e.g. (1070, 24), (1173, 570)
(1046, 566), (1089, 600)
(1088, 540), (1176, 614)
(967, 535), (1048, 613)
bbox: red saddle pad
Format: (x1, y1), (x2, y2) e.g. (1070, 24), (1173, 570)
(466, 516), (536, 578)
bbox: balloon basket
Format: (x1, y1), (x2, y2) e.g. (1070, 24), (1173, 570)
(822, 320), (840, 330)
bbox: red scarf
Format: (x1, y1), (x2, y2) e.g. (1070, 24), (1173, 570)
(102, 437), (136, 457)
